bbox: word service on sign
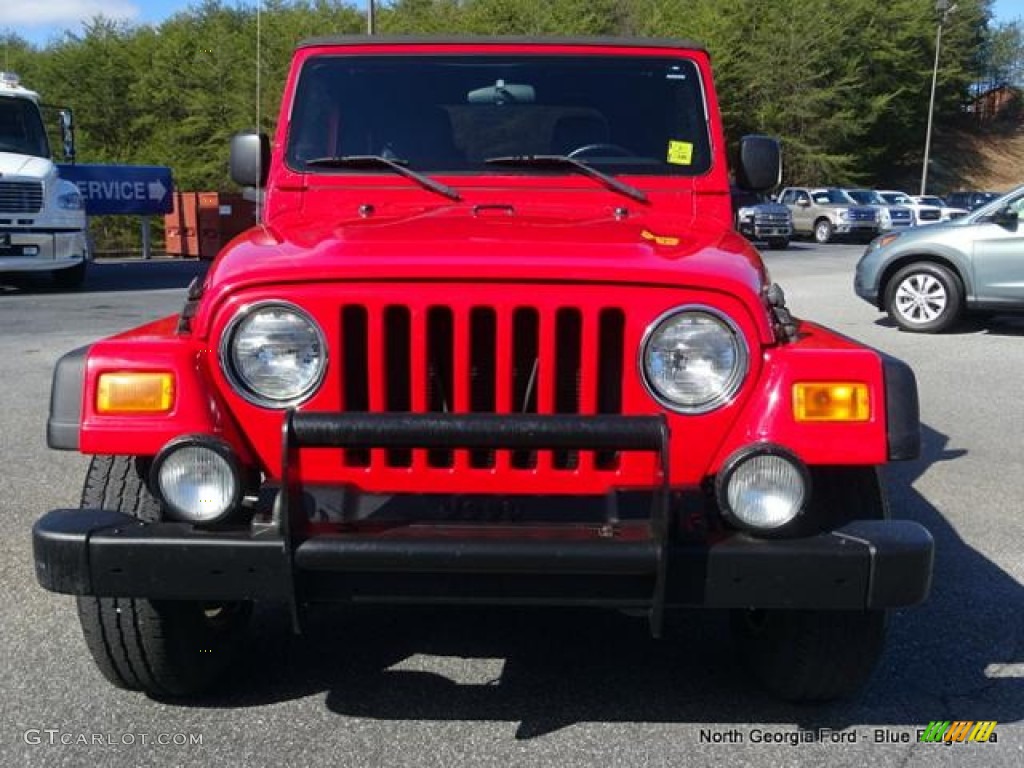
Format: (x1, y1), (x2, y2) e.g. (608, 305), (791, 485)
(57, 164), (174, 216)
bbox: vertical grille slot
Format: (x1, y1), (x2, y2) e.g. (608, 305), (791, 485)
(384, 306), (412, 467)
(511, 307), (540, 468)
(341, 305), (370, 466)
(469, 307), (497, 468)
(426, 306), (454, 467)
(596, 308), (626, 469)
(553, 308), (582, 469)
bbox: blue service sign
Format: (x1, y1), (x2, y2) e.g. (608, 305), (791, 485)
(57, 164), (174, 216)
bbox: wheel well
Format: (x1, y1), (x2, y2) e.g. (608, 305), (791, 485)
(877, 254), (966, 310)
(814, 216), (832, 228)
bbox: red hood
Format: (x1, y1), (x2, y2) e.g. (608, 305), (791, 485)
(196, 205), (772, 339)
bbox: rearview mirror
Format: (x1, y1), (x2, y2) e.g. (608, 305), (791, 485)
(467, 81), (535, 105)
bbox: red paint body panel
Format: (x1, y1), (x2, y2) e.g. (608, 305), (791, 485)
(73, 38), (894, 497)
(79, 318), (252, 462)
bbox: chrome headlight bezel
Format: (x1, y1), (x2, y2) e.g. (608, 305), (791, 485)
(639, 305), (749, 415)
(219, 300), (327, 408)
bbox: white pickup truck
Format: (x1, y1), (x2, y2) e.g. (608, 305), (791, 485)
(0, 72), (89, 288)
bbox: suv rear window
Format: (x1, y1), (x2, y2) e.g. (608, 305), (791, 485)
(286, 54), (712, 176)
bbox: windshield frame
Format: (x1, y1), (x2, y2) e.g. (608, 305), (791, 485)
(284, 52), (714, 178)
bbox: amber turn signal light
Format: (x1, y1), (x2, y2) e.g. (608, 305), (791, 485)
(97, 372), (175, 413)
(793, 382), (870, 422)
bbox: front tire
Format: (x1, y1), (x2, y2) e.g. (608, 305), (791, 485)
(813, 218), (833, 244)
(731, 466), (888, 701)
(52, 261), (87, 290)
(885, 261), (963, 333)
(731, 609), (887, 701)
(74, 455), (250, 697)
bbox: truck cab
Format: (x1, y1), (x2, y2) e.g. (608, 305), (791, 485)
(0, 72), (89, 288)
(34, 38), (932, 703)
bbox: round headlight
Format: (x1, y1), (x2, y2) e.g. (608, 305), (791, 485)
(154, 439), (240, 523)
(641, 307), (748, 413)
(716, 448), (808, 532)
(221, 302), (326, 407)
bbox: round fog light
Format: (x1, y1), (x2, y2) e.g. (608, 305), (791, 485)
(154, 439), (240, 523)
(717, 448), (808, 532)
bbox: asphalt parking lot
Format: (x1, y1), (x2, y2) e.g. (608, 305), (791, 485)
(1, 246), (1022, 767)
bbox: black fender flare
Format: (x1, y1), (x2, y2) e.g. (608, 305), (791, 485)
(47, 345), (90, 451)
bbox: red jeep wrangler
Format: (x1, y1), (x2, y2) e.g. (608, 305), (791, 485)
(34, 37), (932, 701)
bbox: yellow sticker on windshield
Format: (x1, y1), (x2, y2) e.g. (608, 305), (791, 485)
(667, 140), (694, 165)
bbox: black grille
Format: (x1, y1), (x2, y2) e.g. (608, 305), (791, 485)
(0, 181), (43, 214)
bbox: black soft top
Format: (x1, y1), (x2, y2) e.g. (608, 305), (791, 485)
(296, 35), (708, 55)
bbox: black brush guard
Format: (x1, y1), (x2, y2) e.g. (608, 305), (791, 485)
(34, 412), (935, 635)
(279, 412), (672, 634)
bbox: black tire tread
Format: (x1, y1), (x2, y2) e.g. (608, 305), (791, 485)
(74, 455), (245, 697)
(52, 261), (87, 291)
(733, 609), (886, 701)
(730, 466), (889, 702)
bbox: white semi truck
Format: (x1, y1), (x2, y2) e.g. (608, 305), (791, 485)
(0, 71), (89, 289)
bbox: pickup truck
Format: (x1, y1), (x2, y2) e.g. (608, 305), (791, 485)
(732, 187), (792, 249)
(33, 36), (932, 703)
(779, 186), (882, 243)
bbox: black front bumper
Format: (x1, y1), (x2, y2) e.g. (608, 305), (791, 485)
(34, 508), (932, 611)
(34, 413), (934, 630)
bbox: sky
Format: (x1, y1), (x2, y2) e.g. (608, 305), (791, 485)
(1, 0), (1023, 48)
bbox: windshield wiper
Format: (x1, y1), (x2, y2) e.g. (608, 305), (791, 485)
(304, 155), (461, 201)
(484, 155), (648, 204)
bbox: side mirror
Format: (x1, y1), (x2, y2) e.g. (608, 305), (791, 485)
(735, 134), (781, 192)
(59, 108), (75, 162)
(797, 198), (810, 207)
(230, 131), (270, 188)
(991, 205), (1019, 228)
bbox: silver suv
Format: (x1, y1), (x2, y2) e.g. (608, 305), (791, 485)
(855, 184), (1024, 332)
(779, 187), (881, 243)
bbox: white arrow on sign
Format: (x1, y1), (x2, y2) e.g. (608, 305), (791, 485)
(148, 179), (167, 201)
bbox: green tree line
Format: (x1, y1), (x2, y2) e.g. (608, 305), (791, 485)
(1, 0), (1019, 247)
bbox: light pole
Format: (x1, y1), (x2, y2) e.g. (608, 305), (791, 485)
(921, 0), (956, 195)
(368, 0), (375, 35)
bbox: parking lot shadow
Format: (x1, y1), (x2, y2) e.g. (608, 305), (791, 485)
(0, 258), (207, 294)
(188, 421), (1021, 739)
(874, 313), (1024, 337)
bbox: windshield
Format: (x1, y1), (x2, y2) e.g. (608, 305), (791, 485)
(0, 96), (50, 158)
(846, 189), (885, 205)
(812, 189), (855, 205)
(918, 196), (944, 207)
(286, 54), (711, 176)
(882, 192), (912, 205)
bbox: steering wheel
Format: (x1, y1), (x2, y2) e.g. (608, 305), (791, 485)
(566, 143), (636, 159)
